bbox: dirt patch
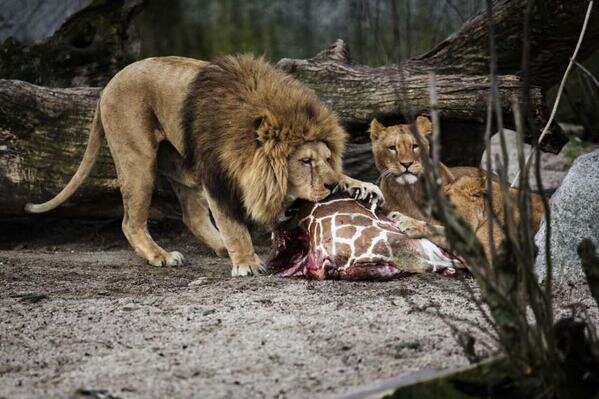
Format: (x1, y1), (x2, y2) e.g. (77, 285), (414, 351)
(0, 220), (596, 398)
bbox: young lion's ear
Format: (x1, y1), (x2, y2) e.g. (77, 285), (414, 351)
(369, 119), (385, 141)
(415, 115), (432, 136)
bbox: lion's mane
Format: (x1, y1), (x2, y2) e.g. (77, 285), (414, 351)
(182, 55), (346, 225)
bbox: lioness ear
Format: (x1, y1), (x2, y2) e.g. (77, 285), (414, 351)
(369, 119), (385, 141)
(415, 115), (432, 136)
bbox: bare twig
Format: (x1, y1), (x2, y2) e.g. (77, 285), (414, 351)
(573, 59), (599, 88)
(444, 0), (467, 23)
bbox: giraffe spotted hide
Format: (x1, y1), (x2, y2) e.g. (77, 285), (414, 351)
(267, 194), (465, 280)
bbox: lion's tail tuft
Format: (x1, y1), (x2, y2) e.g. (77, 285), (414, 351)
(24, 101), (104, 214)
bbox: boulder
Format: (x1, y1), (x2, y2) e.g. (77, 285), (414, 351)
(480, 129), (569, 193)
(535, 149), (599, 284)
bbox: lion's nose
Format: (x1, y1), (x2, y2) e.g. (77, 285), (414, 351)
(400, 161), (414, 169)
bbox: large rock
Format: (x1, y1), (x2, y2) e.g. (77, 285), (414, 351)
(480, 129), (569, 193)
(535, 150), (599, 284)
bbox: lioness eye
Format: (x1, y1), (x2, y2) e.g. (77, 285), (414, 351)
(388, 146), (396, 152)
(301, 158), (312, 165)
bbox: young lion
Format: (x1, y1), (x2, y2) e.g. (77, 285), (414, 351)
(370, 116), (544, 257)
(25, 55), (381, 276)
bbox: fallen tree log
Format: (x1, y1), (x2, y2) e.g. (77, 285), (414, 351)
(0, 70), (555, 217)
(278, 40), (563, 177)
(414, 0), (599, 89)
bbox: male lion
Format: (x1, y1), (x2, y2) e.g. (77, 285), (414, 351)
(370, 116), (544, 257)
(25, 55), (381, 276)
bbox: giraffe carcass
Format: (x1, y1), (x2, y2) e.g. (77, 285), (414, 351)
(267, 194), (464, 280)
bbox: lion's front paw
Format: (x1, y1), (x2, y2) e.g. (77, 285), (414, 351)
(231, 254), (266, 277)
(148, 251), (185, 267)
(343, 181), (384, 206)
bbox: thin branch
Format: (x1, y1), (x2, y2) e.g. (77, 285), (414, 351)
(444, 0), (467, 23)
(573, 59), (599, 88)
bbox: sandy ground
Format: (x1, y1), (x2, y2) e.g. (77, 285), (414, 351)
(0, 218), (597, 399)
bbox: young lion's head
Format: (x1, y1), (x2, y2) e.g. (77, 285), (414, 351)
(369, 116), (432, 185)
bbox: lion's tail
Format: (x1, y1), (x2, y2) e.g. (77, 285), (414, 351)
(25, 101), (104, 214)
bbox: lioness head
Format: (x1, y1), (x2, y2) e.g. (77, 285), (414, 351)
(369, 116), (432, 185)
(286, 141), (339, 203)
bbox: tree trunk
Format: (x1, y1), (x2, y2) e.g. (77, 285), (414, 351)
(415, 0), (599, 89)
(277, 40), (564, 175)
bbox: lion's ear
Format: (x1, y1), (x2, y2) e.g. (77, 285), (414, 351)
(415, 115), (432, 136)
(254, 112), (278, 143)
(369, 119), (385, 141)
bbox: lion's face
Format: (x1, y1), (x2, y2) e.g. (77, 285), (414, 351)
(287, 141), (338, 202)
(370, 116), (432, 185)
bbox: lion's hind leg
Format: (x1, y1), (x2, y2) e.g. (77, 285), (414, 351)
(117, 158), (184, 267)
(103, 123), (184, 266)
(169, 181), (228, 257)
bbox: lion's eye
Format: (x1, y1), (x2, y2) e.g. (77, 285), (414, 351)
(412, 144), (419, 150)
(301, 158), (312, 165)
(388, 146), (396, 152)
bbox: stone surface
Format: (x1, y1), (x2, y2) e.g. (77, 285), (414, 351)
(0, 0), (90, 42)
(482, 129), (563, 193)
(535, 150), (599, 284)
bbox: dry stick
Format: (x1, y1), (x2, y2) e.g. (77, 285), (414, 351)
(486, 0), (535, 366)
(429, 73), (442, 181)
(485, 0), (518, 265)
(511, 0), (595, 188)
(483, 100), (496, 262)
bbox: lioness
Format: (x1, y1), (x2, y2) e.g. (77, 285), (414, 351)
(25, 55), (382, 276)
(370, 116), (482, 221)
(370, 116), (544, 257)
